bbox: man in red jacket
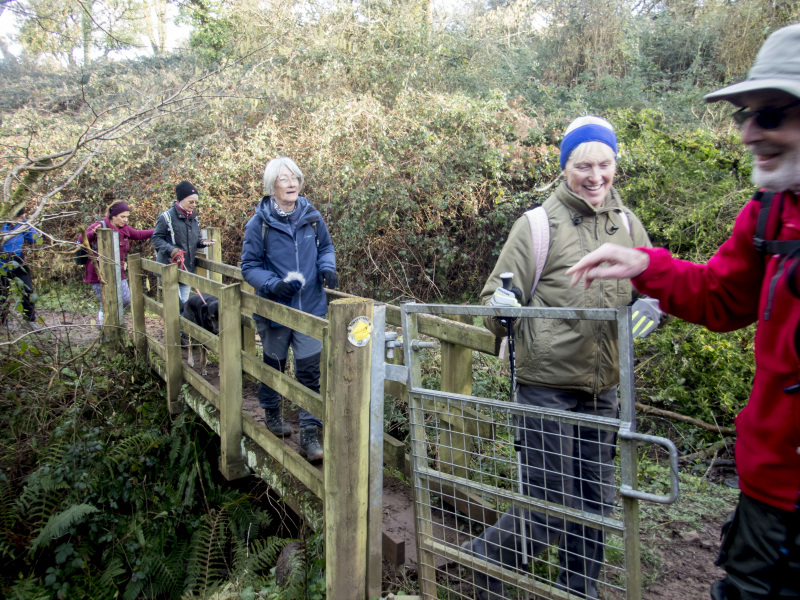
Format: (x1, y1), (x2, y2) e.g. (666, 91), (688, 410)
(567, 23), (800, 600)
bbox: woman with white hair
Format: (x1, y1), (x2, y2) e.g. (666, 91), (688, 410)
(240, 157), (337, 464)
(463, 116), (662, 599)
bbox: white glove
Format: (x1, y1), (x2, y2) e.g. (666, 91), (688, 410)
(489, 287), (521, 308)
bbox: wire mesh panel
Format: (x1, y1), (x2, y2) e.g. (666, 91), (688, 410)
(399, 303), (678, 600)
(409, 389), (627, 600)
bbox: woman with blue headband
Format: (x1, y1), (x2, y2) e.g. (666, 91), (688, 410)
(462, 116), (663, 599)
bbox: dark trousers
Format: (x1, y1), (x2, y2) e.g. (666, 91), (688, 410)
(711, 492), (800, 599)
(1, 262), (36, 323)
(255, 319), (323, 429)
(465, 384), (618, 599)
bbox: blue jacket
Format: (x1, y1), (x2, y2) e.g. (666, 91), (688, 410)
(241, 195), (335, 320)
(2, 222), (40, 265)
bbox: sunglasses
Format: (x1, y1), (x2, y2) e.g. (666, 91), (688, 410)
(732, 98), (800, 130)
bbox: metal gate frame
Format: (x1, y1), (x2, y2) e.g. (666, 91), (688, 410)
(397, 302), (679, 600)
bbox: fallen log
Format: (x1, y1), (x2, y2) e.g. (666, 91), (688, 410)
(635, 402), (736, 436)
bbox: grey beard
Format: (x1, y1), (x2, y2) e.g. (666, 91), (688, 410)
(750, 145), (800, 192)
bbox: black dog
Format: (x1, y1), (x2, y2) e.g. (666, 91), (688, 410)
(182, 293), (219, 376)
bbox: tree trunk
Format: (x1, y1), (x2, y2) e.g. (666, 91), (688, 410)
(82, 0), (94, 66)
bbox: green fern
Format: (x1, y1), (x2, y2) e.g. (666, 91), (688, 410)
(186, 508), (232, 595)
(6, 574), (51, 600)
(232, 536), (285, 588)
(103, 430), (160, 471)
(70, 559), (125, 600)
(0, 476), (20, 558)
(30, 503), (98, 551)
(149, 539), (192, 598)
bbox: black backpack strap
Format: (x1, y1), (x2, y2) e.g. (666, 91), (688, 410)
(305, 202), (321, 249)
(752, 190), (800, 255)
(261, 220), (270, 259)
(753, 190), (776, 253)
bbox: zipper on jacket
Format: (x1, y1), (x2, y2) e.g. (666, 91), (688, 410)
(592, 215), (603, 396)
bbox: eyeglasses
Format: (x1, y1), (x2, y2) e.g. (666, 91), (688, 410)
(732, 98), (800, 130)
(276, 175), (300, 185)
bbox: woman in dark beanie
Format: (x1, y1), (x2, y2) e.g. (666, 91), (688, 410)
(151, 181), (217, 308)
(83, 201), (154, 326)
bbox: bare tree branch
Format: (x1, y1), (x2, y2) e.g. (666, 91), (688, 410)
(1, 45), (270, 246)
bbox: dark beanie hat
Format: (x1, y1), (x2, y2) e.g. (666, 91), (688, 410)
(175, 181), (198, 202)
(108, 202), (130, 218)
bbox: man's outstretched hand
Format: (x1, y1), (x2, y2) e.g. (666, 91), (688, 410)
(567, 243), (651, 288)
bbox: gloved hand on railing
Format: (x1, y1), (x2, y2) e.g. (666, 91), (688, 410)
(318, 269), (338, 289)
(630, 297), (661, 338)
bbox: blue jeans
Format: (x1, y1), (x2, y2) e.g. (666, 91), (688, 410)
(91, 280), (131, 326)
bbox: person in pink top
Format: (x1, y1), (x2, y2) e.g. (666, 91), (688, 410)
(568, 23), (800, 600)
(83, 201), (154, 326)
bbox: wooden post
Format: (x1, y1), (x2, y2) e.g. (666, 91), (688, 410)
(440, 314), (473, 479)
(241, 278), (257, 356)
(218, 283), (248, 480)
(162, 264), (183, 414)
(128, 254), (147, 353)
(324, 298), (373, 600)
(96, 229), (123, 345)
(205, 226), (222, 283)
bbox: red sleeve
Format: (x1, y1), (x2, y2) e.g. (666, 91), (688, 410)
(632, 201), (763, 332)
(122, 226), (154, 241)
(85, 220), (103, 242)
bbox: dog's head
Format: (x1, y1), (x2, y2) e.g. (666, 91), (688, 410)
(202, 298), (219, 335)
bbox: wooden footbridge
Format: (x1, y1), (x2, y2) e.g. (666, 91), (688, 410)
(92, 228), (506, 600)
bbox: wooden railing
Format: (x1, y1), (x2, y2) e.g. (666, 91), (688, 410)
(94, 227), (501, 599)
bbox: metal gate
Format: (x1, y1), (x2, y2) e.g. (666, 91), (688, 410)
(397, 302), (679, 600)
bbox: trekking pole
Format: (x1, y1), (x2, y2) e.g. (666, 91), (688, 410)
(500, 272), (528, 568)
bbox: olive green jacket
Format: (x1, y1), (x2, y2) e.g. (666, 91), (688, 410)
(481, 182), (652, 394)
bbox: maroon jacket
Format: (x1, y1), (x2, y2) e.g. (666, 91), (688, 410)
(83, 218), (154, 284)
(632, 190), (800, 512)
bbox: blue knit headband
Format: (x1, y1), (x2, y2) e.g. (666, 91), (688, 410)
(559, 124), (618, 170)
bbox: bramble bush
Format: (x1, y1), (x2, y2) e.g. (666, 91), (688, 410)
(6, 0), (792, 451)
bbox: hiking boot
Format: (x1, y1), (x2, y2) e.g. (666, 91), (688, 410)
(265, 409), (292, 437)
(300, 426), (323, 463)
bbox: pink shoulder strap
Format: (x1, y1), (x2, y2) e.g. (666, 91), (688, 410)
(524, 206), (550, 298)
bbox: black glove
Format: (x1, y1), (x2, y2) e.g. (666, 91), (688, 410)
(318, 269), (338, 289)
(272, 280), (299, 302)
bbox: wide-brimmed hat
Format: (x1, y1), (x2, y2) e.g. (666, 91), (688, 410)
(705, 23), (800, 105)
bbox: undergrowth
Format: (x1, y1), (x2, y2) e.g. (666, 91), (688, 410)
(0, 333), (317, 600)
